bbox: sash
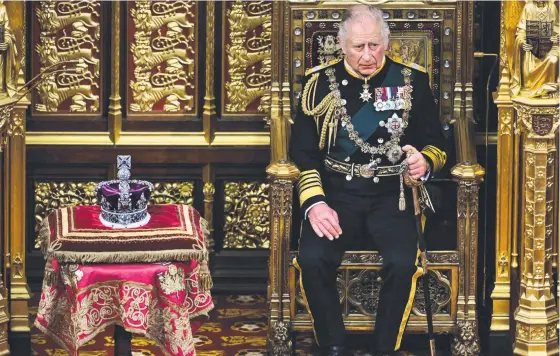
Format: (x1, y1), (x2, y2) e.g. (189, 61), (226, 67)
(331, 63), (412, 161)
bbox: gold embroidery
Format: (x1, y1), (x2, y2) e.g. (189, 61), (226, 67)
(293, 257), (320, 346)
(60, 264), (83, 291)
(394, 264), (424, 350)
(157, 265), (186, 296)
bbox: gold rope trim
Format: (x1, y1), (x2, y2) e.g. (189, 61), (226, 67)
(394, 256), (424, 351)
(52, 249), (207, 265)
(421, 145), (447, 172)
(293, 257), (320, 346)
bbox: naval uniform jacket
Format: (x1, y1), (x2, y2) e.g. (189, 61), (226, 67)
(289, 56), (447, 215)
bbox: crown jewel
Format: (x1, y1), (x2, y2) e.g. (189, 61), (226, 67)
(95, 155), (154, 228)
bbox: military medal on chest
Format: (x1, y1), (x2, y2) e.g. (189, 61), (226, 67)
(360, 80), (372, 102)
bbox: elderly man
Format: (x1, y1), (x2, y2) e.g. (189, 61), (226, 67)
(289, 5), (447, 356)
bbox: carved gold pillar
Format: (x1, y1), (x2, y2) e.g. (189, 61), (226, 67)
(0, 100), (13, 356)
(513, 97), (559, 356)
(451, 163), (484, 356)
(267, 2), (298, 353)
(491, 63), (515, 331)
(203, 1), (217, 144)
(108, 1), (122, 144)
(450, 3), (484, 354)
(6, 100), (30, 335)
(202, 165), (215, 252)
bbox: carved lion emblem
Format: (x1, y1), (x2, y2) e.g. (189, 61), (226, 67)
(532, 115), (553, 136)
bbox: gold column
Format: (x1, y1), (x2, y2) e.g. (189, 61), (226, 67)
(513, 97), (559, 356)
(451, 2), (484, 354)
(108, 1), (122, 144)
(202, 165), (215, 252)
(6, 101), (30, 334)
(451, 163), (485, 356)
(267, 2), (299, 354)
(491, 60), (515, 332)
(203, 1), (217, 144)
(0, 100), (13, 355)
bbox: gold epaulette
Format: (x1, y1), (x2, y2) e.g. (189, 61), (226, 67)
(400, 61), (427, 73)
(304, 58), (342, 76)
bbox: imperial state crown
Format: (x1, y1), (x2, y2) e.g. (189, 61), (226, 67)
(95, 155), (154, 228)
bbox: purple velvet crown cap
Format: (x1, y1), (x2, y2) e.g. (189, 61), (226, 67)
(96, 182), (152, 211)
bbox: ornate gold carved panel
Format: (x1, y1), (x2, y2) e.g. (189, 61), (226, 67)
(150, 181), (194, 206)
(290, 7), (456, 125)
(32, 1), (102, 114)
(33, 181), (98, 241)
(127, 1), (198, 116)
(223, 181), (270, 248)
(222, 1), (272, 117)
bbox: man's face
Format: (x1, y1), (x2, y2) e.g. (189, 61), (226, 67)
(339, 16), (387, 77)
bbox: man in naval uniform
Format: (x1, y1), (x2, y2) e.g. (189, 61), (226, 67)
(289, 5), (447, 356)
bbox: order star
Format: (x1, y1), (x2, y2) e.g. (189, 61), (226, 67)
(360, 89), (372, 102)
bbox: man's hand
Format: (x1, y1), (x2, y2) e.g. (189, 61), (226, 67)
(308, 203), (342, 240)
(402, 145), (429, 180)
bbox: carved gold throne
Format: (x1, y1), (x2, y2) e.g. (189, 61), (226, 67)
(266, 2), (484, 355)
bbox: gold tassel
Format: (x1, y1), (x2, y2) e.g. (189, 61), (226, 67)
(45, 270), (57, 287)
(198, 259), (213, 292)
(399, 174), (406, 211)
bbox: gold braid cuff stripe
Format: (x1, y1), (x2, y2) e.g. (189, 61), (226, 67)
(421, 145), (447, 172)
(297, 170), (325, 207)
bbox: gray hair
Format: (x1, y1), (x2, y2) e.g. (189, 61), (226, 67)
(338, 5), (390, 47)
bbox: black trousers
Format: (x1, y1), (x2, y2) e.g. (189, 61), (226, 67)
(294, 180), (422, 352)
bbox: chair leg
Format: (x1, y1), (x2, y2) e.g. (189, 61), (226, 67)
(114, 325), (133, 356)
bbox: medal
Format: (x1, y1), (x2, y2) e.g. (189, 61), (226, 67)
(360, 80), (372, 102)
(386, 113), (404, 134)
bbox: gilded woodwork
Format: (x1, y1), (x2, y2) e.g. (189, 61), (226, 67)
(203, 1), (216, 143)
(266, 161), (299, 355)
(223, 181), (270, 249)
(108, 1), (122, 144)
(203, 182), (216, 252)
(451, 164), (484, 356)
(33, 181), (99, 243)
(512, 97), (559, 356)
(7, 103), (31, 333)
(490, 2), (517, 329)
(33, 1), (101, 113)
(128, 1), (197, 115)
(223, 1), (272, 116)
(150, 182), (194, 206)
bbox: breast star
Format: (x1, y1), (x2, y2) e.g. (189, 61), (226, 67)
(360, 89), (372, 102)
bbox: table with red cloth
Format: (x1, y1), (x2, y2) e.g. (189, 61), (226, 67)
(34, 204), (214, 356)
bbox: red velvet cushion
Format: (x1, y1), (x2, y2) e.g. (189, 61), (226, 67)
(38, 204), (208, 264)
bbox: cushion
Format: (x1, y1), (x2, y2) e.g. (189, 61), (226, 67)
(37, 204), (209, 264)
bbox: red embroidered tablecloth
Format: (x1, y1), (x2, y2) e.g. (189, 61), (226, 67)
(34, 204), (214, 356)
(35, 259), (214, 356)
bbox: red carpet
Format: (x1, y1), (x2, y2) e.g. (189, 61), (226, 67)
(30, 293), (443, 355)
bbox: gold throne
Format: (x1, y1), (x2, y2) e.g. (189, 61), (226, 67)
(266, 2), (484, 355)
